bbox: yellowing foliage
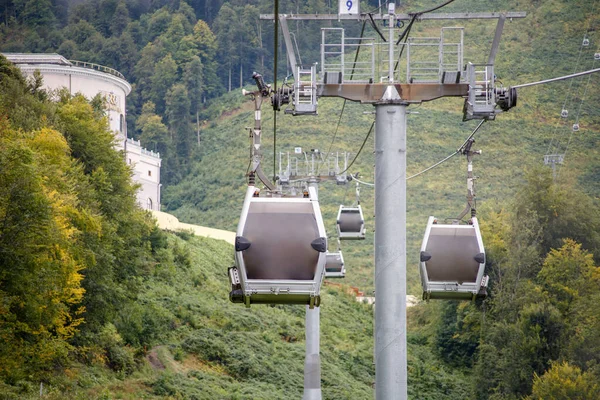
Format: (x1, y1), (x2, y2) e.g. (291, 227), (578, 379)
(528, 362), (600, 400)
(0, 124), (99, 381)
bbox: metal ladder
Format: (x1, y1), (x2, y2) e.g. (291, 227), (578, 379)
(293, 65), (318, 115)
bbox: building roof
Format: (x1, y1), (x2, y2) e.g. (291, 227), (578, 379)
(2, 53), (126, 80)
(3, 53), (72, 66)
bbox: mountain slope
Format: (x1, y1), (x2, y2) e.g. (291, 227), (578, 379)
(163, 0), (600, 295)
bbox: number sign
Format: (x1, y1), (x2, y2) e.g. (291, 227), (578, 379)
(339, 0), (359, 15)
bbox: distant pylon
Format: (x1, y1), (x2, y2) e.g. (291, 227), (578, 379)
(544, 154), (564, 180)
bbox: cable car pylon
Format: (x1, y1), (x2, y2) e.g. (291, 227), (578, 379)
(261, 5), (529, 398)
(250, 3), (600, 396)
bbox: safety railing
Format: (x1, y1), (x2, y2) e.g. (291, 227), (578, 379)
(69, 60), (126, 80)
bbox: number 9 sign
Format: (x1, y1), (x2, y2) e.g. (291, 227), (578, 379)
(339, 0), (359, 15)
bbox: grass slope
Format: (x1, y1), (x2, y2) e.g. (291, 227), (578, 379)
(10, 232), (469, 399)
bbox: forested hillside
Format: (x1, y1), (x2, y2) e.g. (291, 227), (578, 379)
(0, 55), (385, 399)
(1, 0), (600, 398)
(0, 55), (185, 395)
(0, 54), (468, 399)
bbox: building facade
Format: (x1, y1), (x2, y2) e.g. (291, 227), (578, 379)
(4, 53), (161, 211)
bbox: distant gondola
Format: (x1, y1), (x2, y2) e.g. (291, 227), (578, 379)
(325, 251), (345, 278)
(337, 205), (366, 240)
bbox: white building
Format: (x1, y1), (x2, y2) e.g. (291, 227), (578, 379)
(3, 53), (161, 211)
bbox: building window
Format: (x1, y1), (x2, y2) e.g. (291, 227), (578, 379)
(147, 198), (153, 210)
(128, 158), (132, 164)
(148, 170), (152, 177)
(120, 114), (124, 133)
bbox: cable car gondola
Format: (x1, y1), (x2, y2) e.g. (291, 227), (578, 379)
(325, 251), (345, 278)
(337, 205), (366, 240)
(229, 185), (328, 307)
(419, 216), (488, 300)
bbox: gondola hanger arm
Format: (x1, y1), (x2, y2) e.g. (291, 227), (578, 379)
(243, 75), (276, 191)
(456, 138), (481, 222)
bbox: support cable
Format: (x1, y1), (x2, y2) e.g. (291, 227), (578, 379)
(545, 0), (597, 155)
(273, 0), (279, 182)
(393, 16), (416, 72)
(559, 0), (600, 161)
(512, 67), (600, 90)
(339, 120), (375, 175)
(395, 15), (417, 46)
(397, 0), (457, 45)
(407, 120), (485, 180)
(352, 175), (375, 187)
(317, 20), (367, 175)
(350, 20), (368, 80)
(368, 13), (387, 42)
(406, 152), (457, 181)
(366, 0), (389, 14)
(393, 0), (456, 72)
(574, 64), (597, 126)
(416, 0), (457, 15)
(559, 57), (598, 177)
(317, 99), (346, 174)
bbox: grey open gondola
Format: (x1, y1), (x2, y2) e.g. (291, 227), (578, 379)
(228, 185), (328, 307)
(419, 216), (488, 300)
(325, 251), (345, 278)
(336, 205), (366, 240)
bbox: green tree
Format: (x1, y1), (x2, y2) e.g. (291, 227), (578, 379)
(63, 19), (99, 46)
(528, 362), (600, 400)
(240, 5), (263, 83)
(162, 13), (189, 55)
(110, 0), (130, 36)
(14, 0), (56, 27)
(518, 302), (564, 377)
(212, 3), (241, 91)
(539, 241), (600, 374)
(146, 7), (173, 42)
(435, 301), (480, 367)
(57, 39), (77, 59)
(515, 167), (600, 261)
(150, 54), (178, 114)
(192, 19), (220, 98)
(138, 101), (171, 157)
(183, 55), (204, 117)
(133, 42), (163, 103)
(99, 32), (137, 78)
(78, 31), (106, 64)
(538, 239), (596, 313)
(55, 94), (155, 339)
(165, 83), (193, 182)
(0, 127), (90, 382)
(95, 0), (119, 36)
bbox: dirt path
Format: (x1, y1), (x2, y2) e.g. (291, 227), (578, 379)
(151, 210), (235, 244)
